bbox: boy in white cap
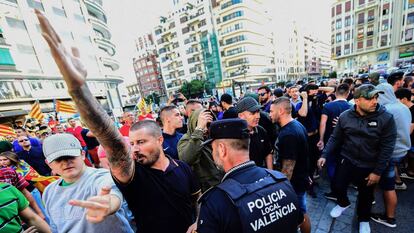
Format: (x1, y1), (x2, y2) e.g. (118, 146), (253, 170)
(42, 134), (133, 233)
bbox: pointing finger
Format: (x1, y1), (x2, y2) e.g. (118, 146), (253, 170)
(69, 199), (106, 209)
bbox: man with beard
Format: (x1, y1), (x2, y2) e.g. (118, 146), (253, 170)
(197, 119), (303, 233)
(257, 85), (272, 113)
(270, 97), (311, 233)
(318, 84), (396, 233)
(36, 10), (200, 233)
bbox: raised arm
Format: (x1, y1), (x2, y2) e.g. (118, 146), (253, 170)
(35, 10), (133, 183)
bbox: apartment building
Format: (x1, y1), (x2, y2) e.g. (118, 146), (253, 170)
(0, 0), (123, 121)
(331, 0), (414, 76)
(154, 0), (221, 97)
(304, 35), (335, 77)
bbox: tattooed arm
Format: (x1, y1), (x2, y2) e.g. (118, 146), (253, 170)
(35, 10), (133, 183)
(281, 159), (296, 180)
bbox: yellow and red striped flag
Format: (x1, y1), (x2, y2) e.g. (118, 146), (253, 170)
(29, 101), (44, 121)
(56, 100), (77, 114)
(0, 124), (16, 137)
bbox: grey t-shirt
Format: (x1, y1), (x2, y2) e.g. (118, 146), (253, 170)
(42, 167), (133, 233)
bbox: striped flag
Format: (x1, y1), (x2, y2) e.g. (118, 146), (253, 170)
(136, 97), (147, 112)
(0, 124), (16, 137)
(56, 100), (77, 114)
(29, 101), (44, 121)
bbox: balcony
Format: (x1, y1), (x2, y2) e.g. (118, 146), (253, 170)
(94, 37), (116, 56)
(101, 57), (120, 71)
(85, 0), (106, 16)
(88, 17), (111, 40)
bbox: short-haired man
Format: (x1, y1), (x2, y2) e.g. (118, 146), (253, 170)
(160, 105), (184, 160)
(220, 93), (238, 119)
(395, 88), (414, 179)
(387, 71), (405, 91)
(54, 124), (65, 134)
(177, 99), (203, 134)
(66, 118), (87, 148)
(257, 85), (272, 113)
(270, 97), (311, 233)
(318, 84), (397, 233)
(237, 97), (273, 169)
(119, 112), (135, 137)
(17, 135), (51, 176)
(36, 10), (200, 232)
(197, 119), (304, 233)
(42, 134), (133, 233)
(12, 127), (41, 153)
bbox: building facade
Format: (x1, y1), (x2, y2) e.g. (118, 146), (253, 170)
(133, 33), (165, 100)
(154, 0), (222, 97)
(304, 35), (335, 77)
(331, 0), (414, 76)
(213, 0), (276, 93)
(0, 0), (123, 122)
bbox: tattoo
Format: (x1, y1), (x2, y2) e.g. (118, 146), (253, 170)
(281, 159), (296, 180)
(69, 85), (133, 179)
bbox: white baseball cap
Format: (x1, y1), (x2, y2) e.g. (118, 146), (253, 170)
(43, 133), (82, 163)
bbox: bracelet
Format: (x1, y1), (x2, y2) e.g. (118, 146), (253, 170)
(195, 127), (207, 133)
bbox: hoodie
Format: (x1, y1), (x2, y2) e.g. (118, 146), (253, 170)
(377, 83), (412, 158)
(178, 109), (224, 192)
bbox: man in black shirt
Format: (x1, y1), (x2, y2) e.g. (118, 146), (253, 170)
(36, 11), (200, 233)
(236, 97), (273, 169)
(220, 93), (238, 119)
(17, 136), (51, 176)
(270, 97), (311, 233)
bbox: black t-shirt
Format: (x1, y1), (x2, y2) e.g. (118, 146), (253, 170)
(249, 126), (272, 168)
(275, 120), (309, 192)
(410, 105), (414, 149)
(17, 147), (51, 176)
(321, 100), (351, 143)
(222, 106), (238, 119)
(114, 157), (200, 233)
(80, 129), (100, 150)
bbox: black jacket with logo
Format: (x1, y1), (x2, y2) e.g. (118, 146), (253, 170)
(322, 104), (396, 175)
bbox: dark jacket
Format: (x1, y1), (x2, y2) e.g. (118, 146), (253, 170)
(178, 109), (224, 192)
(322, 104), (396, 175)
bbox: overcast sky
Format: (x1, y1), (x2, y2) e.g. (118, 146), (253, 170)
(105, 0), (335, 85)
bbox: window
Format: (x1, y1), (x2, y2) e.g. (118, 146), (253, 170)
(228, 58), (248, 67)
(182, 27), (189, 34)
(345, 16), (351, 27)
(367, 10), (374, 22)
(357, 41), (364, 49)
(0, 48), (15, 65)
(26, 0), (44, 11)
(358, 13), (364, 24)
(344, 44), (350, 55)
(336, 4), (342, 15)
(359, 0), (365, 6)
(198, 19), (206, 28)
(357, 28), (364, 39)
(221, 0), (243, 10)
(331, 7), (335, 17)
(336, 19), (342, 29)
(366, 38), (373, 47)
(405, 29), (413, 41)
(344, 30), (351, 41)
(367, 25), (374, 36)
(381, 35), (388, 46)
(336, 46), (341, 56)
(180, 16), (188, 23)
(16, 44), (35, 54)
(345, 1), (351, 12)
(223, 11), (243, 22)
(52, 6), (66, 17)
(409, 0), (414, 8)
(336, 33), (342, 43)
(382, 19), (389, 31)
(225, 35), (245, 45)
(408, 13), (414, 25)
(74, 13), (84, 22)
(383, 3), (389, 16)
(5, 17), (27, 30)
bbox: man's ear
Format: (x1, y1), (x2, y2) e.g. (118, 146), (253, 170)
(81, 150), (86, 160)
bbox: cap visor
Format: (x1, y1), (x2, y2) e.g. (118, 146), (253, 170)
(200, 139), (213, 147)
(247, 105), (261, 112)
(47, 148), (81, 163)
(368, 90), (384, 98)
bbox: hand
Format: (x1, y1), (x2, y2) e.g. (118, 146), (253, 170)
(196, 111), (213, 130)
(178, 93), (186, 100)
(365, 173), (381, 186)
(300, 91), (308, 99)
(317, 158), (326, 169)
(316, 140), (324, 151)
(167, 94), (175, 104)
(332, 117), (339, 128)
(23, 226), (38, 233)
(186, 222), (197, 233)
(35, 10), (87, 91)
(69, 186), (112, 223)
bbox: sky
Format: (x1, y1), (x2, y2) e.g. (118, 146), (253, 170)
(105, 0), (335, 85)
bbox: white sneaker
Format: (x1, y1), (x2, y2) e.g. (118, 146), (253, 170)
(330, 204), (350, 218)
(359, 221), (371, 233)
(395, 182), (407, 190)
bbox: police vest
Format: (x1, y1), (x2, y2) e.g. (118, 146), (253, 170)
(217, 169), (302, 233)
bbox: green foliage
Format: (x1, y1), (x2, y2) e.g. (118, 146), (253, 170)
(144, 92), (160, 105)
(329, 71), (337, 79)
(180, 79), (214, 98)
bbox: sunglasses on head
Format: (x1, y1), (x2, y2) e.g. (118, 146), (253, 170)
(18, 139), (29, 143)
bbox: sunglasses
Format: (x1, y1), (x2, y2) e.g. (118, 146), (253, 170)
(18, 139), (29, 143)
(259, 93), (267, 96)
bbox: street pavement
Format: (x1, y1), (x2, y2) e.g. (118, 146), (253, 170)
(306, 175), (414, 233)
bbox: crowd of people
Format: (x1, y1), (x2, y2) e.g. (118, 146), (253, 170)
(1, 10), (413, 233)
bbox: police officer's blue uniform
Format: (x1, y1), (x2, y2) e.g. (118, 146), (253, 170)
(198, 161), (304, 233)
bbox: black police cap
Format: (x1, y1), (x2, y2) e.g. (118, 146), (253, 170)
(201, 119), (250, 147)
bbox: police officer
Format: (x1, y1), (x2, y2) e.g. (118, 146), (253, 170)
(197, 119), (304, 233)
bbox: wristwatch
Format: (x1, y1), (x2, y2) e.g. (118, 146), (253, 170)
(195, 126), (207, 133)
